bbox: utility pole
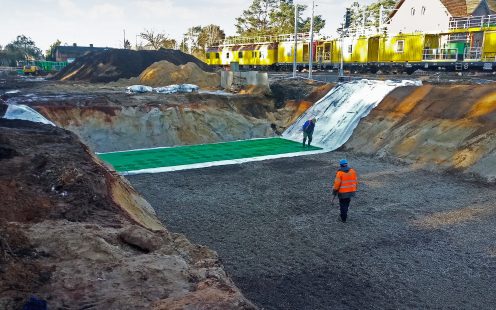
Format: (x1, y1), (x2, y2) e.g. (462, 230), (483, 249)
(308, 0), (315, 79)
(188, 28), (193, 54)
(379, 5), (384, 32)
(362, 9), (366, 35)
(293, 2), (298, 78)
(123, 29), (126, 49)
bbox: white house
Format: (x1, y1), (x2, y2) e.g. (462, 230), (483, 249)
(387, 0), (496, 35)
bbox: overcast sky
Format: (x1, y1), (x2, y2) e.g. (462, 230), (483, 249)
(0, 0), (377, 51)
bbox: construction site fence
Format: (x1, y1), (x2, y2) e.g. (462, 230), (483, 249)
(0, 66), (17, 71)
(423, 48), (458, 61)
(449, 14), (496, 29)
(222, 33), (326, 45)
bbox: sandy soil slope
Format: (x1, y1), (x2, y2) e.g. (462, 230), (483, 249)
(2, 78), (330, 152)
(0, 119), (255, 309)
(345, 84), (496, 182)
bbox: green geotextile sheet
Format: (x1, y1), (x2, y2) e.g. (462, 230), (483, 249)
(98, 138), (321, 172)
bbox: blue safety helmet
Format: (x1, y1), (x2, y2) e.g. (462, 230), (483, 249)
(339, 159), (348, 166)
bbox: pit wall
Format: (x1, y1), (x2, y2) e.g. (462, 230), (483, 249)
(36, 96), (279, 153)
(344, 84), (496, 182)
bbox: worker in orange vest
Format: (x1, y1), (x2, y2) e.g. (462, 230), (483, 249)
(332, 159), (358, 223)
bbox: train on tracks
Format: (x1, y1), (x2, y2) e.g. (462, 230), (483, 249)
(205, 14), (496, 73)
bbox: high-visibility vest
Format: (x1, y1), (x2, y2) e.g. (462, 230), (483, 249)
(333, 169), (358, 194)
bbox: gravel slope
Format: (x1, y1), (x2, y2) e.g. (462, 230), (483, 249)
(128, 152), (496, 310)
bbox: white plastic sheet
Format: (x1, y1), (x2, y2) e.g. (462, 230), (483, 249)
(283, 79), (422, 150)
(126, 85), (153, 94)
(126, 84), (200, 94)
(4, 104), (55, 126)
(154, 84), (199, 94)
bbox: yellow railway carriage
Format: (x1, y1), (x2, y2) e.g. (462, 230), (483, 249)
(205, 47), (222, 66)
(277, 41), (319, 65)
(205, 43), (278, 67)
(483, 31), (496, 60)
(206, 25), (496, 72)
(378, 34), (441, 63)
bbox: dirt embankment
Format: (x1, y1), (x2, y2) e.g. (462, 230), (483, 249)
(345, 84), (496, 182)
(0, 119), (255, 309)
(54, 49), (211, 83)
(4, 78), (330, 153)
(33, 93), (276, 153)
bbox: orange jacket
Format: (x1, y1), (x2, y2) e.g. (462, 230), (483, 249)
(333, 168), (358, 194)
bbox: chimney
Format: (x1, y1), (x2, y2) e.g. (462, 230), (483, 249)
(90, 44), (93, 48)
(73, 43), (77, 47)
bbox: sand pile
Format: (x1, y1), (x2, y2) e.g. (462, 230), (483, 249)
(54, 49), (211, 83)
(139, 61), (220, 88)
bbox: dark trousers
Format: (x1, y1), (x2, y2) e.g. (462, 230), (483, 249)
(303, 132), (313, 146)
(339, 198), (351, 222)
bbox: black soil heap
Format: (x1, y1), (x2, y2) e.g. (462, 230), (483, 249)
(54, 49), (212, 83)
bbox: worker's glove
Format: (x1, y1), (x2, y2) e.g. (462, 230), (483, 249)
(332, 190), (338, 196)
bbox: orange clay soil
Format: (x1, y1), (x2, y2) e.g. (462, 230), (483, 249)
(345, 83), (496, 182)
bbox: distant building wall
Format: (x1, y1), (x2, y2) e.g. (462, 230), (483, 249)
(387, 0), (452, 34)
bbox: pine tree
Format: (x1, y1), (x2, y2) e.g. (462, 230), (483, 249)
(345, 0), (396, 31)
(197, 25), (226, 49)
(236, 0), (325, 37)
(235, 0), (279, 37)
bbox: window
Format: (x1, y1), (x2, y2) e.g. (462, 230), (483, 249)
(226, 52), (230, 59)
(206, 53), (210, 59)
(215, 53), (219, 59)
(396, 40), (405, 53)
(421, 6), (426, 15)
(348, 45), (353, 53)
(286, 49), (292, 57)
(411, 7), (416, 16)
(238, 51), (243, 58)
(260, 51), (266, 59)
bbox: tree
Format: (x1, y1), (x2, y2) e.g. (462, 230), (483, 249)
(124, 39), (131, 49)
(235, 0), (279, 37)
(139, 30), (176, 50)
(45, 39), (61, 61)
(344, 0), (396, 31)
(184, 26), (202, 53)
(269, 1), (300, 35)
(236, 0), (325, 37)
(179, 38), (188, 53)
(5, 35), (42, 63)
(300, 14), (326, 33)
(197, 25), (225, 49)
(366, 0), (397, 29)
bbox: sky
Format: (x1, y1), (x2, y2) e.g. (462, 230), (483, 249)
(0, 0), (377, 52)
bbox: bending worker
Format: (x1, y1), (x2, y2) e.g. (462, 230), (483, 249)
(302, 118), (316, 147)
(332, 159), (358, 223)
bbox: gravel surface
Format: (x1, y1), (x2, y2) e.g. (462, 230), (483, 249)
(128, 152), (496, 310)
